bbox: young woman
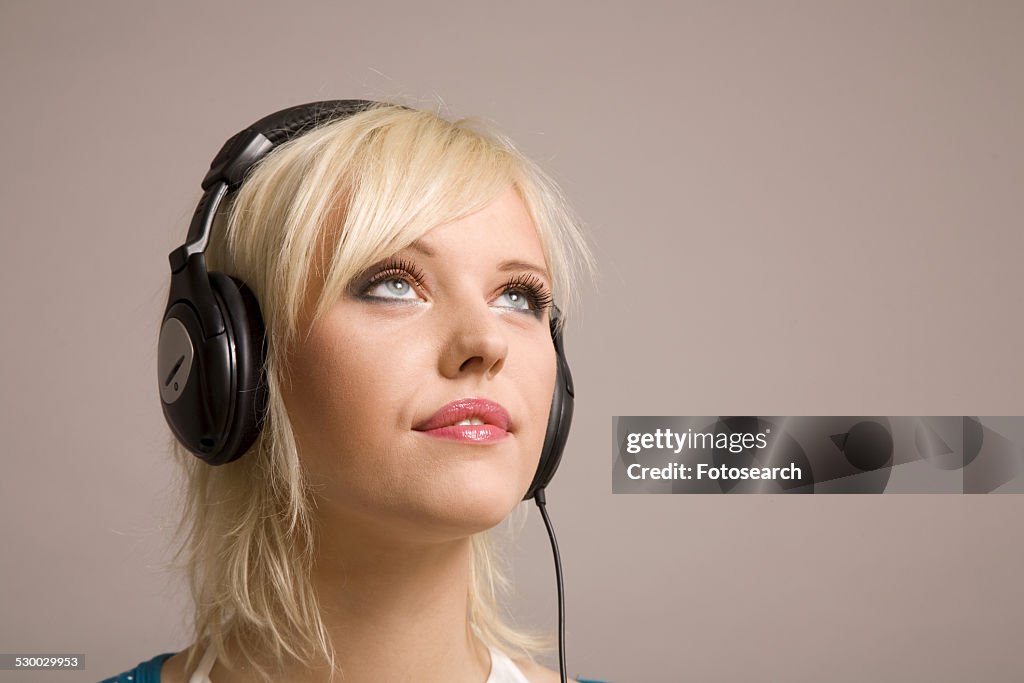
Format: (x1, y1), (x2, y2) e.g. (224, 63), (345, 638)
(103, 100), (599, 683)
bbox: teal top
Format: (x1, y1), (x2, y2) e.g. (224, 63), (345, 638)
(99, 652), (174, 682)
(99, 652), (607, 683)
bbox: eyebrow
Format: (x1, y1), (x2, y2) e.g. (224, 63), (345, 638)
(407, 242), (436, 257)
(406, 242), (551, 283)
(498, 259), (552, 283)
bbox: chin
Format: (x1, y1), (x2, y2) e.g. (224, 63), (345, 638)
(415, 473), (526, 538)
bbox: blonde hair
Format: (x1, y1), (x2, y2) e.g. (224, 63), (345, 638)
(168, 102), (593, 681)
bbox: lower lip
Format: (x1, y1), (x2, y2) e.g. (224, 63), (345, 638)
(416, 425), (510, 443)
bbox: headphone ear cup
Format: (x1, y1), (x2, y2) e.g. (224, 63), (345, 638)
(165, 102), (386, 465)
(524, 314), (575, 500)
(203, 272), (269, 465)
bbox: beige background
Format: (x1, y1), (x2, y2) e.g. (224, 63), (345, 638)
(2, 1), (1023, 682)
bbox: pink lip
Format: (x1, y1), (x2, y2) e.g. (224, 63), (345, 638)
(414, 398), (512, 443)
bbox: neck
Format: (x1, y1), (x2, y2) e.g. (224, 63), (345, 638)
(212, 512), (492, 683)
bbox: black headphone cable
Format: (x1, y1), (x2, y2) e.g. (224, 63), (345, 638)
(534, 488), (567, 683)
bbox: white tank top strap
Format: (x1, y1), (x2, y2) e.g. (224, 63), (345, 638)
(187, 641), (216, 683)
(485, 645), (531, 683)
(185, 641), (531, 682)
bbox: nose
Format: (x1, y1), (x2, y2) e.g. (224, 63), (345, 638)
(438, 300), (509, 380)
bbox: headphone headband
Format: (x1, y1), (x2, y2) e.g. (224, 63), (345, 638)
(172, 100), (382, 275)
(202, 100), (379, 191)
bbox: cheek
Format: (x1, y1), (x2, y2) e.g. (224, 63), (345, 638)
(282, 324), (416, 489)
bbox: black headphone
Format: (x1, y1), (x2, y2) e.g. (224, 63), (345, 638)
(158, 100), (575, 501)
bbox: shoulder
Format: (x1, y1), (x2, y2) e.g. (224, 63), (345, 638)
(155, 645), (196, 683)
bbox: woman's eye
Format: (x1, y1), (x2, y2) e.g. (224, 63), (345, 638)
(491, 275), (553, 318)
(494, 288), (534, 311)
(364, 277), (422, 301)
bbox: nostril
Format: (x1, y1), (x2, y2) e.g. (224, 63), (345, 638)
(458, 356), (504, 376)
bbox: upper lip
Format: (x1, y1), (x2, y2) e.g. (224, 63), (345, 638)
(414, 398), (512, 432)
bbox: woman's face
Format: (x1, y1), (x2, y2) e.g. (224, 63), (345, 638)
(283, 186), (558, 543)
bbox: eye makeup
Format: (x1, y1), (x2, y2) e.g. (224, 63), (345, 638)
(496, 273), (554, 319)
(351, 257), (427, 302)
(350, 255), (554, 319)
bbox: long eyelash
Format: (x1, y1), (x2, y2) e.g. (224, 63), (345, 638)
(502, 273), (554, 314)
(357, 257), (426, 295)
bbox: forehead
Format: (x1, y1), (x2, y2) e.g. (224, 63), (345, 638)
(407, 186), (549, 277)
